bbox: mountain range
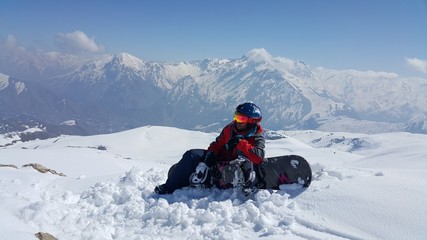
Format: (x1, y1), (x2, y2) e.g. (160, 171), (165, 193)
(1, 48), (426, 135)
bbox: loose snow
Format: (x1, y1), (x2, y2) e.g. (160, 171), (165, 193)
(1, 126), (426, 239)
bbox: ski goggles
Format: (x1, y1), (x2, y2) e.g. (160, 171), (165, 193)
(234, 112), (262, 124)
(234, 112), (249, 124)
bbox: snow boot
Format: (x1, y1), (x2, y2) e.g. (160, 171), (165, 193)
(154, 184), (171, 195)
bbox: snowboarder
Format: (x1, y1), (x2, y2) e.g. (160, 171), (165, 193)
(154, 102), (265, 195)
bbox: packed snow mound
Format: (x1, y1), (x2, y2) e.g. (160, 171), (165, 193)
(1, 126), (427, 239)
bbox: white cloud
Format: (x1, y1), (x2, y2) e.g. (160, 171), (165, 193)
(5, 34), (18, 48)
(0, 34), (96, 80)
(0, 35), (28, 60)
(405, 57), (427, 73)
(55, 31), (105, 53)
(1, 34), (25, 52)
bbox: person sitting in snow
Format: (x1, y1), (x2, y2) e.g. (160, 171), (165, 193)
(154, 102), (265, 195)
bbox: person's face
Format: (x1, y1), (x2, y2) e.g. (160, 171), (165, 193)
(235, 122), (248, 131)
(234, 112), (250, 131)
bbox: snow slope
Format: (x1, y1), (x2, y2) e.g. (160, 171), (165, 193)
(1, 126), (426, 239)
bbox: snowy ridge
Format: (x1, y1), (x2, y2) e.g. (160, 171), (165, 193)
(0, 72), (9, 90)
(163, 61), (201, 83)
(14, 81), (26, 94)
(1, 126), (426, 239)
(0, 73), (26, 94)
(67, 53), (146, 83)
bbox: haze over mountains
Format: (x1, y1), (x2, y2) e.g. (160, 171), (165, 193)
(1, 49), (426, 135)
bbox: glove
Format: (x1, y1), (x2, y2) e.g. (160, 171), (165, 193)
(226, 136), (242, 151)
(203, 151), (216, 167)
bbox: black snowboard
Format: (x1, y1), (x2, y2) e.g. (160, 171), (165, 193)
(167, 155), (312, 190)
(257, 155), (312, 189)
(214, 155), (311, 190)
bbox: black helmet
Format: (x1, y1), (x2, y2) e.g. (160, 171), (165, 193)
(235, 102), (262, 124)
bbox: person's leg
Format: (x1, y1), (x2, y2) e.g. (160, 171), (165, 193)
(157, 149), (206, 194)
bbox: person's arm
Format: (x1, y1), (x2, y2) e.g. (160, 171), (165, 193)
(235, 133), (265, 164)
(207, 126), (230, 155)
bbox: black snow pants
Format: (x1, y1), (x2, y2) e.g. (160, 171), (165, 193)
(164, 149), (207, 193)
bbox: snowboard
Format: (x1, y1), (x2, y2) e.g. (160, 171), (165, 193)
(214, 155), (312, 190)
(168, 155), (312, 190)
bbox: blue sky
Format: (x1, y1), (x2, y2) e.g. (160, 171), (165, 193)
(1, 0), (426, 77)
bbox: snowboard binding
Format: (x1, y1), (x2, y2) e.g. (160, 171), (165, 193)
(189, 162), (210, 188)
(216, 156), (258, 196)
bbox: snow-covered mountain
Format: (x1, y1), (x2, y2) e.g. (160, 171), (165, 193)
(1, 126), (426, 239)
(0, 72), (92, 136)
(168, 49), (427, 133)
(46, 53), (185, 133)
(0, 73), (67, 119)
(2, 49), (427, 135)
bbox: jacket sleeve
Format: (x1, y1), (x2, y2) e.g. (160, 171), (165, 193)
(235, 133), (265, 164)
(207, 127), (229, 155)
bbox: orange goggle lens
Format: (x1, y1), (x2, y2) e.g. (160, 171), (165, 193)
(234, 112), (262, 124)
(234, 113), (249, 124)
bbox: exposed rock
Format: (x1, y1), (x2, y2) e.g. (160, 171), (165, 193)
(22, 163), (66, 177)
(35, 232), (57, 240)
(0, 164), (18, 169)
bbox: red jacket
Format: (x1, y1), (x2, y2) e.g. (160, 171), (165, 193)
(207, 122), (265, 164)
